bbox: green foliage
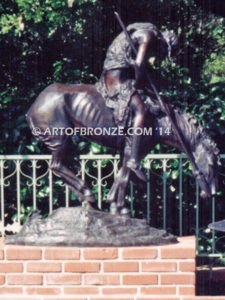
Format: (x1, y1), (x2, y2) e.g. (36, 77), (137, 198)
(1, 0), (225, 153)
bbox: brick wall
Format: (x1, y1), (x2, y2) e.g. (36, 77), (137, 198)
(0, 236), (224, 300)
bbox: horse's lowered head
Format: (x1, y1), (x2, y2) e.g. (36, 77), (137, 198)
(175, 112), (220, 199)
(193, 137), (220, 199)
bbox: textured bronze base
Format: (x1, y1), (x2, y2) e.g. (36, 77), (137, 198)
(6, 206), (177, 247)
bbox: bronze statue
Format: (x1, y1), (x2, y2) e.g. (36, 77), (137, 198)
(26, 17), (219, 216)
(26, 81), (219, 213)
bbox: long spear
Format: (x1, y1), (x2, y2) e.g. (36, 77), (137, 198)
(114, 11), (210, 194)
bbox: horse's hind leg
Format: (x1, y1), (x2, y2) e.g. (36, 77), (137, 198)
(50, 138), (95, 204)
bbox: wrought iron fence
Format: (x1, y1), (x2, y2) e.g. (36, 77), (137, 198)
(0, 154), (225, 257)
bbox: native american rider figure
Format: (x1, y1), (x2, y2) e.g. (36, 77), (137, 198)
(96, 22), (178, 181)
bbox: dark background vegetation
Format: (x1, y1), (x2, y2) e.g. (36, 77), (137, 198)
(1, 0), (225, 273)
(1, 0), (225, 155)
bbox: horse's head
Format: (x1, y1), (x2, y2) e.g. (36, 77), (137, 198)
(193, 139), (220, 199)
(175, 112), (220, 199)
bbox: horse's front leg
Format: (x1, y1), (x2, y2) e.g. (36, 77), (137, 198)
(107, 141), (132, 215)
(106, 168), (123, 203)
(116, 166), (131, 215)
(107, 140), (131, 201)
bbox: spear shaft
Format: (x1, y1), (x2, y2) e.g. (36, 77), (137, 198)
(114, 11), (209, 192)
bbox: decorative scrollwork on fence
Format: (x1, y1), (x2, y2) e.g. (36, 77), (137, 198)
(2, 160), (17, 187)
(0, 154), (224, 259)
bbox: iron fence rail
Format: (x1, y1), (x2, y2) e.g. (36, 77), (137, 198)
(0, 154), (225, 257)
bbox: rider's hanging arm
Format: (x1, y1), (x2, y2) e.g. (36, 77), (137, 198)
(129, 30), (155, 86)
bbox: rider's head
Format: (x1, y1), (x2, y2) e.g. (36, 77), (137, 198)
(161, 30), (179, 61)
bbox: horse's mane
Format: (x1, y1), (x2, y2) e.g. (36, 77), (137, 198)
(145, 95), (220, 166)
(173, 107), (221, 166)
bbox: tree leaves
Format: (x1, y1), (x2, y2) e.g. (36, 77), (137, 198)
(0, 0), (224, 153)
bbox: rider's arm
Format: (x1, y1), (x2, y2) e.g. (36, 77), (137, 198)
(135, 30), (153, 66)
(132, 29), (155, 84)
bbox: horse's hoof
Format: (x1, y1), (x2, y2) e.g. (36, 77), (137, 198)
(127, 159), (147, 182)
(119, 207), (131, 218)
(106, 196), (115, 203)
(83, 190), (96, 202)
(82, 201), (94, 210)
(109, 202), (119, 215)
(84, 194), (96, 203)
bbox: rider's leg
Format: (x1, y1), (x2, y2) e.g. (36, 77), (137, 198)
(126, 92), (147, 181)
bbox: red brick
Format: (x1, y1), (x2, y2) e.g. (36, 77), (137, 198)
(46, 274), (81, 285)
(178, 236), (196, 244)
(141, 286), (176, 295)
(179, 261), (196, 272)
(45, 247), (80, 260)
(178, 286), (195, 295)
(6, 247), (42, 260)
(44, 298), (86, 300)
(84, 274), (120, 285)
(8, 274), (42, 285)
(104, 262), (139, 272)
(26, 287), (61, 295)
(182, 298), (225, 300)
(90, 298), (133, 300)
(102, 287), (137, 295)
(27, 262), (61, 272)
(65, 262), (100, 273)
(161, 274), (195, 285)
(64, 287), (99, 295)
(0, 262), (23, 273)
(122, 247), (157, 259)
(123, 274), (158, 285)
(161, 247), (195, 259)
(142, 261), (177, 272)
(0, 249), (4, 260)
(137, 298), (179, 300)
(0, 298), (38, 300)
(0, 275), (5, 285)
(0, 287), (23, 294)
(83, 248), (118, 260)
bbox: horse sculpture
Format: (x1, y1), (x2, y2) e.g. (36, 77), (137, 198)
(26, 82), (220, 214)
